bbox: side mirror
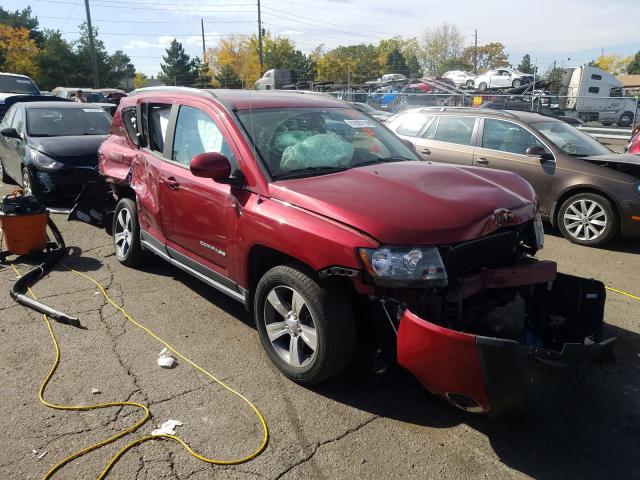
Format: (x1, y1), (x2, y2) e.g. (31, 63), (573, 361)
(1, 127), (21, 139)
(190, 152), (241, 185)
(400, 138), (418, 153)
(525, 145), (554, 162)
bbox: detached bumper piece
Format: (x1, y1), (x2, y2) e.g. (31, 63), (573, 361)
(397, 268), (615, 414)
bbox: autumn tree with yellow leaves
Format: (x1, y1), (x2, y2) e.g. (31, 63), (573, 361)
(0, 24), (39, 78)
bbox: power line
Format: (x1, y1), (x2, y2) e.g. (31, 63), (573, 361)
(62, 31), (252, 37)
(35, 0), (256, 14)
(261, 5), (395, 37)
(38, 15), (255, 24)
(36, 0), (255, 7)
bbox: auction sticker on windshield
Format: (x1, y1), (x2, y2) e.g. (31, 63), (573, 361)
(345, 119), (376, 128)
(83, 108), (104, 113)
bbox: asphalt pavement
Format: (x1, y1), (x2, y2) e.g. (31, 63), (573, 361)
(0, 181), (638, 479)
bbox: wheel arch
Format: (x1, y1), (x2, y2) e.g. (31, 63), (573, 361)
(245, 244), (357, 311)
(550, 185), (621, 231)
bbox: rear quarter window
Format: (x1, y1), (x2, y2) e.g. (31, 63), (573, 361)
(394, 113), (432, 137)
(121, 107), (139, 147)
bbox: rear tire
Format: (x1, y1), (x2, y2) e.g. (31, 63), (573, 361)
(113, 198), (146, 267)
(254, 264), (356, 386)
(478, 82), (488, 91)
(557, 193), (618, 247)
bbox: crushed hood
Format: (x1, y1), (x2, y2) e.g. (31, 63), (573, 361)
(271, 161), (537, 244)
(29, 135), (107, 164)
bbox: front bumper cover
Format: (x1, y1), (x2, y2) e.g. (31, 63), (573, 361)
(396, 272), (615, 414)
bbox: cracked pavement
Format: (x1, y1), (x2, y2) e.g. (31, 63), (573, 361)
(0, 182), (639, 479)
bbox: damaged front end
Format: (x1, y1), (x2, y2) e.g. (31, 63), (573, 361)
(364, 221), (615, 414)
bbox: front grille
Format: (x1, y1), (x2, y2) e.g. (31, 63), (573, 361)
(441, 230), (520, 279)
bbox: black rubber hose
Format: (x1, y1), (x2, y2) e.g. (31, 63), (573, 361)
(10, 216), (82, 328)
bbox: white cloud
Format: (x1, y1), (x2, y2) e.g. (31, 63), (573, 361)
(123, 40), (155, 49)
(279, 29), (303, 36)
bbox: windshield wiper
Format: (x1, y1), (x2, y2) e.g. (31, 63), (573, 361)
(271, 165), (347, 180)
(351, 156), (412, 168)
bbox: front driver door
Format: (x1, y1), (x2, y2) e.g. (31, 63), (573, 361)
(158, 101), (239, 280)
(473, 118), (556, 215)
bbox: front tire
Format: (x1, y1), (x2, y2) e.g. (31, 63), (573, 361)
(557, 193), (618, 247)
(21, 167), (38, 198)
(512, 78), (522, 88)
(113, 198), (146, 267)
(254, 264), (356, 386)
(478, 82), (488, 91)
(618, 111), (634, 127)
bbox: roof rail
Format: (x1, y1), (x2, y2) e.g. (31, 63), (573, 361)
(129, 86), (216, 98)
(421, 106), (520, 119)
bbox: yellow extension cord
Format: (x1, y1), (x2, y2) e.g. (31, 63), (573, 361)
(11, 264), (269, 480)
(10, 261), (639, 478)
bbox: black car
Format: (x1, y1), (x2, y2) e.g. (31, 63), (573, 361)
(0, 101), (111, 203)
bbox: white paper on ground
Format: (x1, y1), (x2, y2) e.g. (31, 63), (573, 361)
(151, 419), (183, 436)
(157, 348), (177, 368)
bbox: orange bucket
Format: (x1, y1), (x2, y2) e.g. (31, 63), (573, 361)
(0, 211), (49, 255)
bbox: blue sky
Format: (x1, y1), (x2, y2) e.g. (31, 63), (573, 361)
(7, 0), (640, 76)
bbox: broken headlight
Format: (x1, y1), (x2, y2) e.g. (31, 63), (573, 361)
(30, 150), (64, 171)
(534, 214), (544, 250)
(358, 246), (448, 288)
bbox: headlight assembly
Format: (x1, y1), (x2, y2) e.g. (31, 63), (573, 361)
(534, 214), (544, 250)
(30, 150), (64, 171)
(358, 246), (448, 288)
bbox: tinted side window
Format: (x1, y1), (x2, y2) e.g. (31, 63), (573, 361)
(482, 119), (546, 155)
(1, 106), (16, 128)
(145, 103), (171, 154)
(433, 116), (476, 145)
(421, 117), (438, 139)
(588, 86), (599, 94)
(395, 113), (431, 137)
(121, 107), (139, 147)
(172, 106), (235, 167)
(12, 107), (25, 133)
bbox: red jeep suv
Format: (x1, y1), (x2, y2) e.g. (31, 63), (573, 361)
(73, 88), (614, 414)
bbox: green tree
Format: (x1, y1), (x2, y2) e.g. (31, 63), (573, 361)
(35, 30), (75, 89)
(419, 23), (464, 76)
(317, 44), (381, 83)
(462, 43), (509, 71)
(110, 50), (135, 86)
(386, 49), (409, 77)
(627, 51), (640, 74)
(517, 54), (535, 74)
(440, 57), (473, 73)
(0, 6), (43, 46)
(214, 63), (242, 88)
(406, 54), (422, 78)
(71, 22), (114, 87)
(134, 72), (148, 89)
(158, 39), (196, 86)
(192, 57), (213, 88)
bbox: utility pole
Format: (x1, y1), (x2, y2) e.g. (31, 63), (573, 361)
(473, 29), (478, 73)
(257, 0), (264, 75)
(201, 18), (206, 59)
(83, 0), (99, 88)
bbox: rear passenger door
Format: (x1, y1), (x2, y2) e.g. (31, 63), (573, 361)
(415, 115), (478, 165)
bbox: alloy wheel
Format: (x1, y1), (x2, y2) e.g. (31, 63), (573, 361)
(114, 208), (133, 259)
(562, 199), (607, 242)
(263, 285), (317, 368)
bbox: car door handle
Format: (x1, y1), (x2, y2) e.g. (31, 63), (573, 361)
(421, 148), (431, 155)
(476, 157), (489, 165)
(162, 176), (180, 190)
